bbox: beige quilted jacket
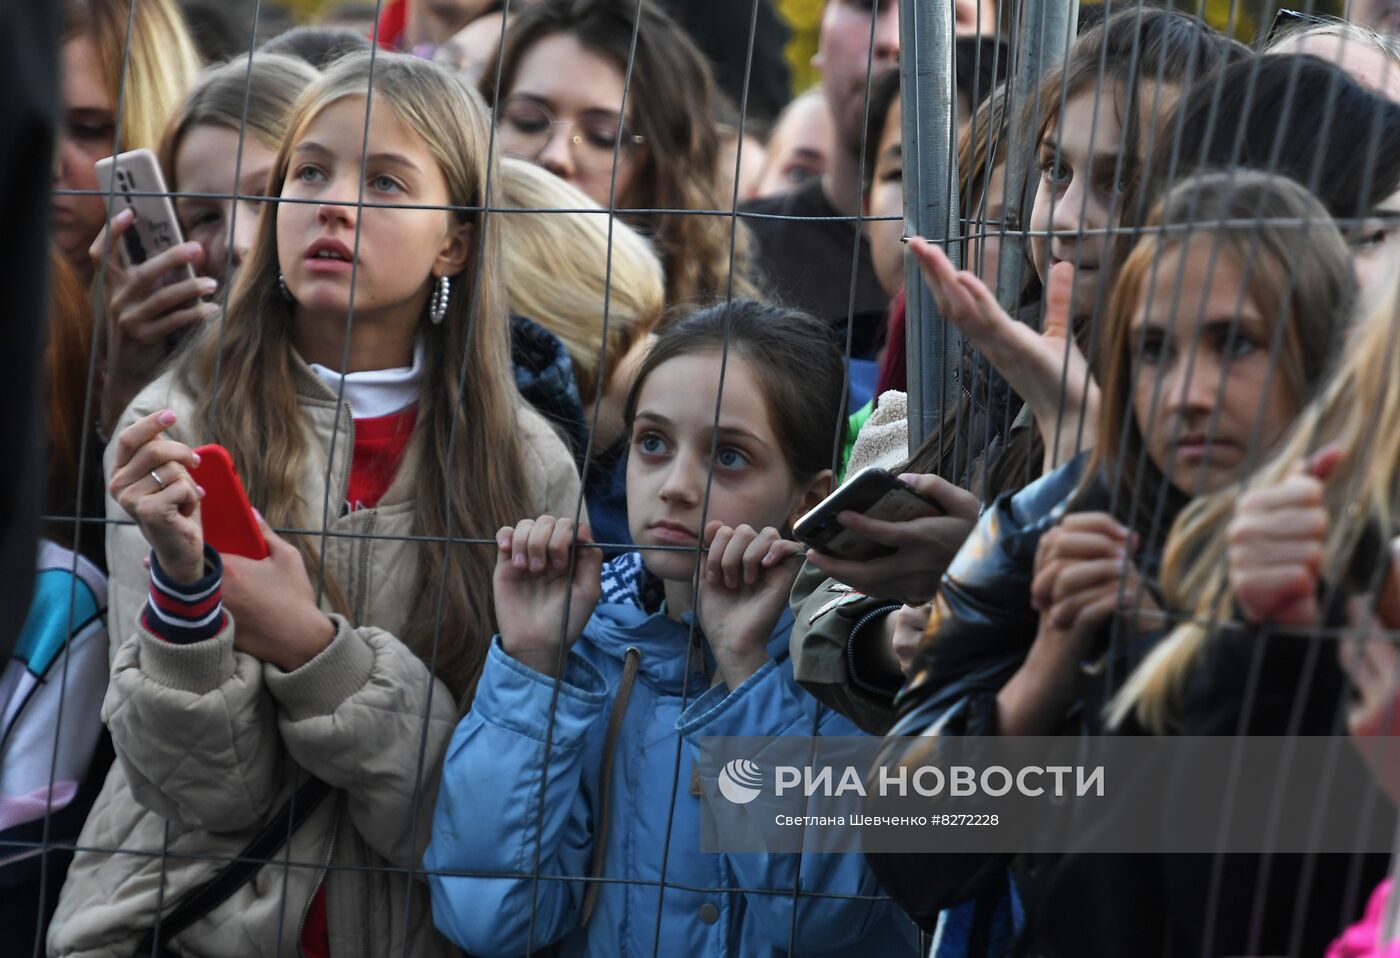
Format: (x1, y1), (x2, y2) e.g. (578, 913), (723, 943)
(49, 359), (583, 957)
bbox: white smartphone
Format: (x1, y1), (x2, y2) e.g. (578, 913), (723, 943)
(793, 467), (945, 561)
(94, 148), (199, 352)
(93, 148), (195, 284)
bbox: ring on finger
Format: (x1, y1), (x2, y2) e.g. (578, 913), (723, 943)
(149, 467), (167, 491)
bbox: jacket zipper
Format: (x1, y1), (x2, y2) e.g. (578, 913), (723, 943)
(354, 510), (376, 623)
(847, 604), (905, 695)
(297, 805), (339, 957)
(335, 402), (355, 519)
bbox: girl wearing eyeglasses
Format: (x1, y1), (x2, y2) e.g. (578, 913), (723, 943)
(481, 0), (764, 307)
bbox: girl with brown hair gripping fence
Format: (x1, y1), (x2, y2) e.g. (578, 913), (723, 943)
(426, 301), (918, 956)
(47, 51), (581, 958)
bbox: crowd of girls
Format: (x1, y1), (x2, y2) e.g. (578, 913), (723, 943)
(16, 0), (1400, 956)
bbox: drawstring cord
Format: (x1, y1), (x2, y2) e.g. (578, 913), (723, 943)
(580, 645), (642, 925)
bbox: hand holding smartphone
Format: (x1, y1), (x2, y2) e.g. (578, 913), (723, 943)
(793, 467), (945, 562)
(94, 149), (196, 285)
(188, 445), (269, 560)
(92, 150), (221, 431)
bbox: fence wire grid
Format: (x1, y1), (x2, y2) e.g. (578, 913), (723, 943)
(11, 0), (1400, 955)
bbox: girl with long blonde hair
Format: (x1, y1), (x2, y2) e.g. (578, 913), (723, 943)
(48, 51), (581, 957)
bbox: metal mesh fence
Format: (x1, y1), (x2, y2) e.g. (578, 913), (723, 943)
(11, 0), (1400, 954)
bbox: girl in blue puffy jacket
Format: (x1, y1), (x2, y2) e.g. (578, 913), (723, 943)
(425, 300), (920, 956)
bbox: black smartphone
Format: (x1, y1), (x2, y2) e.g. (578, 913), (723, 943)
(793, 467), (944, 561)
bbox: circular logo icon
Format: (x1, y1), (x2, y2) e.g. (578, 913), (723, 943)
(718, 758), (764, 805)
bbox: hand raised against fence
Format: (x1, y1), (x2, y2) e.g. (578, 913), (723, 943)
(910, 239), (1096, 469)
(1000, 512), (1154, 735)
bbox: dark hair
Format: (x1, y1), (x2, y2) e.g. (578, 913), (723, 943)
(1029, 7), (1250, 216)
(623, 300), (846, 483)
(1140, 53), (1400, 225)
(861, 70), (902, 194)
(955, 35), (1010, 118)
(862, 38), (1009, 195)
(483, 0), (762, 306)
(260, 25), (372, 71)
(45, 250), (103, 560)
(180, 0), (261, 63)
(957, 82), (1028, 292)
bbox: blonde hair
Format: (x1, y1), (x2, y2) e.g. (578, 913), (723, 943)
(497, 158), (664, 403)
(181, 51), (534, 702)
(1108, 181), (1368, 733)
(64, 0), (202, 153)
(158, 53), (319, 186)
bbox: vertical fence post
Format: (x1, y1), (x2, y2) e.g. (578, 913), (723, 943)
(901, 0), (961, 448)
(994, 0), (1079, 311)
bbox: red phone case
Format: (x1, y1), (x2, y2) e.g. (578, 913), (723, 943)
(189, 444), (269, 560)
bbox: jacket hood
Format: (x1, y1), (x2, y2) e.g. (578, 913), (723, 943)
(589, 552), (699, 693)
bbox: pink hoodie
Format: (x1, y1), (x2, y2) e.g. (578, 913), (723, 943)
(1329, 880), (1400, 958)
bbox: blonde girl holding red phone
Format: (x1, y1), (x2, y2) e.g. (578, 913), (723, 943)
(49, 51), (581, 958)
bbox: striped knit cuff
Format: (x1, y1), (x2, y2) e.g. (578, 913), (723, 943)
(143, 546), (226, 644)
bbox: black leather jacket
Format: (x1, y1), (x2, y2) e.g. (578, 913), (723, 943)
(866, 456), (1093, 929)
(896, 455), (1092, 739)
(868, 454), (1174, 929)
(869, 453), (1391, 954)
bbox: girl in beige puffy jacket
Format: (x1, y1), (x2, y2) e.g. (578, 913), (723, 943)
(49, 52), (582, 958)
